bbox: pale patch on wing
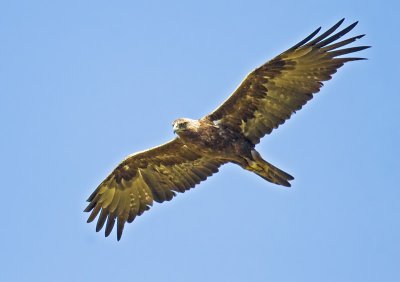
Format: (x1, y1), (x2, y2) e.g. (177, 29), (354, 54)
(213, 119), (222, 126)
(240, 119), (246, 133)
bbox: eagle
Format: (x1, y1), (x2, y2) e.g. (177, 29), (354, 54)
(85, 19), (369, 240)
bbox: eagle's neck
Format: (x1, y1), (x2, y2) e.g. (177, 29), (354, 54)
(176, 120), (218, 148)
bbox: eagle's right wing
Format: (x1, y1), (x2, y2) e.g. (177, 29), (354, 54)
(84, 138), (224, 240)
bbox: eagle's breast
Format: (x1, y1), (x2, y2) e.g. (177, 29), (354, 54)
(177, 120), (252, 158)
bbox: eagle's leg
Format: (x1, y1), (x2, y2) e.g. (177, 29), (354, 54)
(243, 150), (294, 187)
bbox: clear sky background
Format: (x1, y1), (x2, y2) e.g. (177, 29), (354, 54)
(1, 1), (399, 281)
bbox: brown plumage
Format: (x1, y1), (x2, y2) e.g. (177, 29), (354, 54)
(85, 19), (369, 240)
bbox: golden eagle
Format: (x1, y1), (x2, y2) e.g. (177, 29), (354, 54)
(85, 19), (369, 240)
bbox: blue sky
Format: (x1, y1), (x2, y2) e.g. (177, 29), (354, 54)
(1, 1), (399, 281)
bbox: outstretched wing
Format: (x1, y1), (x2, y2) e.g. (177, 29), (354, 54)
(207, 19), (370, 144)
(84, 138), (224, 240)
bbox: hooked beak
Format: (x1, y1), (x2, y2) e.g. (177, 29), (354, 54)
(173, 123), (179, 134)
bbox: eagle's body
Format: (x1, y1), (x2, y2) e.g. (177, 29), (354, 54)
(173, 117), (293, 186)
(85, 19), (369, 240)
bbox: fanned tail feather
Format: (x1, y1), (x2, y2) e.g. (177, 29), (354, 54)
(250, 150), (294, 187)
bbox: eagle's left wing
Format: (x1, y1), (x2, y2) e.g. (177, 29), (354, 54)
(84, 138), (224, 240)
(207, 19), (369, 144)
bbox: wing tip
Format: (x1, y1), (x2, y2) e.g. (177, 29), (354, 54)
(288, 18), (361, 51)
(345, 20), (359, 30)
(357, 34), (366, 39)
(288, 26), (321, 50)
(117, 231), (123, 241)
(83, 204), (93, 213)
(117, 217), (125, 241)
(105, 214), (116, 237)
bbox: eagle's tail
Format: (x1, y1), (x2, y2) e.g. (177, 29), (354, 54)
(248, 150), (294, 187)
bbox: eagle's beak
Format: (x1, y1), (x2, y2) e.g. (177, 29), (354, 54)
(173, 123), (179, 134)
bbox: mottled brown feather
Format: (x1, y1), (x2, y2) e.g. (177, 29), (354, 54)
(207, 19), (370, 144)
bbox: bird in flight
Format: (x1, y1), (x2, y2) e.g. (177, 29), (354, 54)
(85, 19), (369, 240)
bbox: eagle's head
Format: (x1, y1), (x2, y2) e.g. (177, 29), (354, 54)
(172, 118), (200, 134)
